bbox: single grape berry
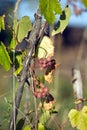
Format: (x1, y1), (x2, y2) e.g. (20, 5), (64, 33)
(43, 87), (49, 93)
(46, 61), (52, 66)
(34, 91), (38, 97)
(41, 92), (46, 97)
(38, 58), (44, 64)
(39, 88), (43, 93)
(47, 57), (51, 62)
(37, 92), (42, 98)
(40, 83), (45, 88)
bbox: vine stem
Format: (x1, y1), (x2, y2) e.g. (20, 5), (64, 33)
(14, 0), (21, 18)
(31, 70), (38, 130)
(8, 9), (42, 130)
(39, 20), (48, 40)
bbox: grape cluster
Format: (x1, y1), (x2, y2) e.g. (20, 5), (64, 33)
(34, 83), (49, 98)
(38, 57), (55, 70)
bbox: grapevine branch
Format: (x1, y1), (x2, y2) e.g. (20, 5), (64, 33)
(9, 9), (42, 130)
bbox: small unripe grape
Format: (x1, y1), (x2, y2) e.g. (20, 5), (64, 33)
(40, 67), (44, 70)
(47, 61), (51, 66)
(35, 88), (40, 93)
(40, 83), (45, 88)
(38, 58), (44, 64)
(39, 88), (43, 93)
(41, 92), (46, 97)
(37, 92), (42, 98)
(34, 91), (38, 97)
(42, 63), (47, 68)
(47, 57), (51, 62)
(34, 80), (39, 86)
(43, 59), (47, 64)
(43, 87), (49, 93)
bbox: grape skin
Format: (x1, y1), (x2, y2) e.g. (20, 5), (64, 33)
(34, 83), (49, 98)
(38, 57), (55, 70)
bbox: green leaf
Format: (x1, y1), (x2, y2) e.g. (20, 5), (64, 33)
(0, 42), (12, 71)
(39, 0), (48, 14)
(16, 118), (25, 130)
(18, 16), (32, 42)
(50, 0), (62, 14)
(52, 6), (71, 36)
(44, 5), (55, 25)
(0, 15), (5, 32)
(23, 125), (31, 130)
(13, 18), (19, 35)
(14, 50), (26, 76)
(39, 0), (62, 25)
(77, 106), (87, 130)
(39, 110), (51, 125)
(10, 17), (32, 50)
(38, 123), (45, 130)
(9, 19), (19, 49)
(68, 109), (79, 128)
(82, 0), (87, 8)
(14, 54), (23, 76)
(68, 106), (87, 130)
(9, 38), (16, 49)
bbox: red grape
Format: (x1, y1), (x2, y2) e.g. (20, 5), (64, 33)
(43, 87), (49, 93)
(40, 83), (45, 88)
(41, 92), (46, 97)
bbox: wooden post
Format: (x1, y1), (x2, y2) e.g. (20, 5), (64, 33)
(72, 68), (83, 110)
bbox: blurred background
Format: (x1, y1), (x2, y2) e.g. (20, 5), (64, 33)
(0, 0), (87, 129)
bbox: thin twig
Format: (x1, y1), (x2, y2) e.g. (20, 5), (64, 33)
(11, 1), (21, 129)
(31, 70), (38, 130)
(14, 0), (21, 18)
(39, 21), (48, 40)
(24, 85), (30, 115)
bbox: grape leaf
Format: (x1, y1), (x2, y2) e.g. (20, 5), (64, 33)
(68, 106), (87, 130)
(39, 0), (48, 14)
(9, 19), (19, 49)
(38, 36), (54, 59)
(10, 16), (32, 49)
(44, 71), (53, 83)
(0, 15), (5, 32)
(52, 6), (71, 36)
(14, 50), (26, 76)
(39, 0), (62, 24)
(39, 110), (51, 124)
(22, 125), (31, 130)
(16, 118), (25, 130)
(68, 109), (79, 128)
(14, 54), (23, 76)
(9, 38), (16, 49)
(38, 123), (45, 130)
(0, 42), (12, 71)
(82, 0), (87, 8)
(77, 106), (87, 130)
(13, 19), (19, 35)
(50, 0), (62, 14)
(44, 5), (55, 25)
(18, 16), (32, 42)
